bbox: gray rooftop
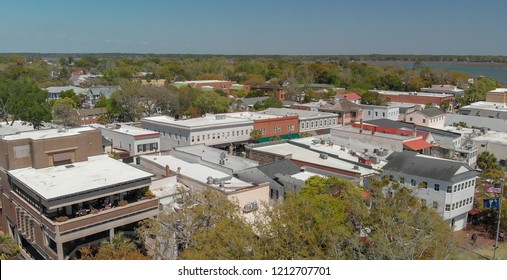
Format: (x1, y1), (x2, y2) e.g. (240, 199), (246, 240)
(174, 144), (259, 172)
(416, 107), (445, 117)
(240, 96), (269, 107)
(382, 151), (478, 183)
(444, 114), (507, 132)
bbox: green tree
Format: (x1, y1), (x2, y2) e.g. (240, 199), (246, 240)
(1, 79), (52, 128)
(366, 177), (456, 259)
(250, 129), (262, 143)
(464, 77), (501, 104)
(253, 97), (283, 110)
(80, 232), (149, 260)
(359, 91), (388, 106)
(477, 151), (498, 171)
(191, 91), (230, 115)
(0, 233), (20, 260)
(53, 97), (80, 127)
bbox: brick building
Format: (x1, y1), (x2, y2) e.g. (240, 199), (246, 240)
(373, 90), (455, 107)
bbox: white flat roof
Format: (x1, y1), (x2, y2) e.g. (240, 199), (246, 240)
(489, 88), (507, 93)
(291, 171), (324, 181)
(103, 124), (159, 137)
(2, 127), (96, 141)
(261, 108), (338, 119)
(143, 115), (253, 129)
(251, 143), (376, 176)
(141, 155), (253, 191)
(473, 131), (507, 145)
(461, 101), (507, 112)
(0, 121), (36, 137)
(8, 155), (153, 200)
(290, 137), (359, 162)
(374, 90), (454, 98)
(174, 144), (258, 171)
(223, 112), (287, 120)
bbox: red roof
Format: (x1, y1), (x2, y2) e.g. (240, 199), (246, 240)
(468, 208), (481, 215)
(403, 139), (432, 151)
(338, 92), (361, 101)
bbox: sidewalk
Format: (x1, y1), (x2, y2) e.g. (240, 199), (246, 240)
(453, 225), (506, 260)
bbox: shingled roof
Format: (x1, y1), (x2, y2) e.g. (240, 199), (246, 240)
(382, 151), (478, 183)
(320, 98), (363, 113)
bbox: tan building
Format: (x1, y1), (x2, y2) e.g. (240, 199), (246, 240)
(485, 88), (507, 103)
(0, 127), (159, 259)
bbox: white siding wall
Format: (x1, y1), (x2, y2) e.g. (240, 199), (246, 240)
(189, 124), (253, 146)
(300, 117), (339, 132)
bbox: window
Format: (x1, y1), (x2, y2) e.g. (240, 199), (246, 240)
(324, 120), (327, 126)
(422, 119), (426, 123)
(459, 201), (463, 207)
(471, 180), (475, 186)
(453, 186), (457, 192)
(274, 126), (281, 133)
(434, 184), (440, 191)
(13, 145), (30, 159)
(432, 201), (438, 209)
(375, 112), (378, 117)
(411, 179), (416, 186)
(400, 177), (405, 184)
(445, 204), (451, 211)
(320, 120), (323, 126)
(410, 117), (413, 121)
(149, 143), (158, 151)
(382, 112), (385, 117)
(260, 128), (266, 135)
(288, 125), (295, 132)
(52, 152), (72, 166)
(191, 136), (195, 142)
(452, 203), (456, 210)
(368, 111), (371, 115)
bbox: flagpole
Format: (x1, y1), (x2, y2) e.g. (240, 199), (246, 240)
(493, 179), (503, 260)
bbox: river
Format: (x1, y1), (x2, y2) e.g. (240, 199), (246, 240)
(367, 61), (507, 85)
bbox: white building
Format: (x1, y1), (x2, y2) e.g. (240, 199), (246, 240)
(261, 107), (339, 133)
(382, 151), (478, 231)
(361, 104), (400, 121)
(473, 131), (507, 163)
(97, 124), (160, 156)
(458, 101), (507, 120)
(420, 85), (465, 97)
(404, 107), (446, 128)
(141, 114), (253, 150)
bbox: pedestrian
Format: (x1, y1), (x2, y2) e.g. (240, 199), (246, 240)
(472, 232), (478, 246)
(500, 231), (504, 242)
(466, 233), (470, 240)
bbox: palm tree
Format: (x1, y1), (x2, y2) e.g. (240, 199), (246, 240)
(477, 151), (498, 171)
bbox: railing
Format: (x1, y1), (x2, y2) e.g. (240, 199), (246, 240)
(57, 197), (159, 233)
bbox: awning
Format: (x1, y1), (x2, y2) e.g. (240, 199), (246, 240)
(468, 208), (481, 215)
(403, 139), (432, 151)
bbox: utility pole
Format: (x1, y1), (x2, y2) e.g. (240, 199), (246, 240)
(493, 179), (503, 260)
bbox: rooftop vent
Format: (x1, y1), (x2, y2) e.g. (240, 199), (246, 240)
(320, 153), (328, 159)
(353, 165), (360, 170)
(65, 164), (75, 168)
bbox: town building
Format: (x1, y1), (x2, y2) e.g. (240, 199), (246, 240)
(97, 124), (161, 157)
(44, 86), (88, 101)
(472, 131), (507, 164)
(140, 155), (269, 221)
(361, 104), (400, 121)
(404, 107), (446, 128)
(445, 114), (507, 132)
(250, 85), (286, 100)
(233, 96), (269, 111)
(485, 88), (507, 103)
(261, 107), (339, 134)
(363, 119), (477, 167)
(225, 112), (300, 142)
(319, 98), (364, 125)
(420, 85), (465, 97)
(336, 92), (362, 104)
(381, 151), (478, 231)
(0, 127), (159, 259)
(141, 114), (253, 150)
(458, 101), (507, 120)
(85, 86), (120, 108)
(246, 140), (377, 185)
(372, 90), (454, 107)
(77, 108), (108, 125)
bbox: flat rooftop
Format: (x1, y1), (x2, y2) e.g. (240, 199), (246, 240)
(461, 101), (507, 112)
(2, 127), (96, 141)
(250, 142), (376, 177)
(290, 170), (324, 181)
(489, 88), (507, 93)
(261, 108), (338, 119)
(331, 126), (415, 141)
(373, 90), (454, 98)
(141, 155), (253, 191)
(174, 144), (258, 172)
(8, 155), (153, 201)
(289, 137), (359, 162)
(99, 124), (160, 137)
(143, 114), (253, 129)
(223, 112), (289, 120)
(0, 121), (36, 137)
(473, 131), (507, 145)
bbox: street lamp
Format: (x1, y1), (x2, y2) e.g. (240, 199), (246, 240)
(493, 179), (504, 260)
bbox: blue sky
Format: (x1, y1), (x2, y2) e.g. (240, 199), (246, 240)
(0, 0), (506, 55)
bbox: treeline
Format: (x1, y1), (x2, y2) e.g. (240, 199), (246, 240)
(2, 53), (507, 63)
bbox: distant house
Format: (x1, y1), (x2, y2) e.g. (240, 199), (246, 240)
(85, 86), (120, 108)
(171, 80), (250, 94)
(45, 86), (88, 101)
(319, 98), (363, 125)
(336, 92), (361, 104)
(404, 107), (446, 128)
(362, 104), (400, 121)
(77, 108), (108, 125)
(233, 96), (269, 111)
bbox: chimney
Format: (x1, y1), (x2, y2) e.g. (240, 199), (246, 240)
(165, 165), (170, 177)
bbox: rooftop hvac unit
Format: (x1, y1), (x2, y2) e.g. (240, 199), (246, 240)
(353, 165), (360, 170)
(320, 139), (326, 144)
(312, 139), (321, 144)
(320, 153), (328, 159)
(207, 176), (214, 184)
(370, 156), (380, 164)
